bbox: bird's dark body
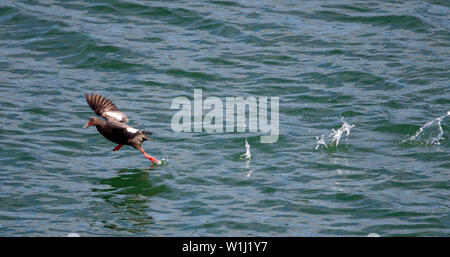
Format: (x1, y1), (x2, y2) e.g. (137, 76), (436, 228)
(96, 121), (149, 149)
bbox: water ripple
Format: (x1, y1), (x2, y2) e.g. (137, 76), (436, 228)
(0, 0), (448, 236)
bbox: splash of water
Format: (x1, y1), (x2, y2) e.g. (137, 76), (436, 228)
(157, 157), (168, 165)
(315, 117), (355, 150)
(402, 111), (449, 145)
(238, 138), (252, 177)
(241, 138), (251, 160)
(315, 134), (327, 150)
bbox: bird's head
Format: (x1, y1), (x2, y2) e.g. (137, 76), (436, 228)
(83, 116), (101, 128)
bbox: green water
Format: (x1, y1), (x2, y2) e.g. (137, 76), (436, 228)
(0, 0), (449, 236)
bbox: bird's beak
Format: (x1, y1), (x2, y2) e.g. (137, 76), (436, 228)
(83, 122), (93, 128)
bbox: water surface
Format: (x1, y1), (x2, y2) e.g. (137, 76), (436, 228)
(0, 0), (449, 236)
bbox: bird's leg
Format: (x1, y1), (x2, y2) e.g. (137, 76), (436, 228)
(139, 148), (161, 164)
(113, 144), (123, 151)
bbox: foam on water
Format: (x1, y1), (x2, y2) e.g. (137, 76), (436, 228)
(402, 111), (449, 145)
(315, 117), (355, 150)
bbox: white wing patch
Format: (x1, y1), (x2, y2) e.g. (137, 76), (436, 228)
(105, 111), (123, 121)
(126, 127), (139, 133)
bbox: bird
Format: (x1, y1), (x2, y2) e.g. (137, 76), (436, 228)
(83, 93), (161, 164)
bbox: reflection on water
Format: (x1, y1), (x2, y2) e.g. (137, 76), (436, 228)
(91, 169), (164, 233)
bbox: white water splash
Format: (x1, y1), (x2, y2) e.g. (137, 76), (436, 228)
(160, 157), (168, 164)
(241, 138), (251, 160)
(330, 118), (355, 147)
(315, 134), (327, 150)
(315, 117), (355, 150)
(237, 138), (253, 177)
(403, 111), (449, 145)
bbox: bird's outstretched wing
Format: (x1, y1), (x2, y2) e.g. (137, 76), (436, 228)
(85, 93), (129, 123)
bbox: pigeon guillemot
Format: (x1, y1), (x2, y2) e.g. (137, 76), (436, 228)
(83, 93), (161, 164)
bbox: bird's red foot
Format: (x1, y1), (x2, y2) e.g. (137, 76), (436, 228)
(113, 144), (123, 151)
(139, 148), (161, 165)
